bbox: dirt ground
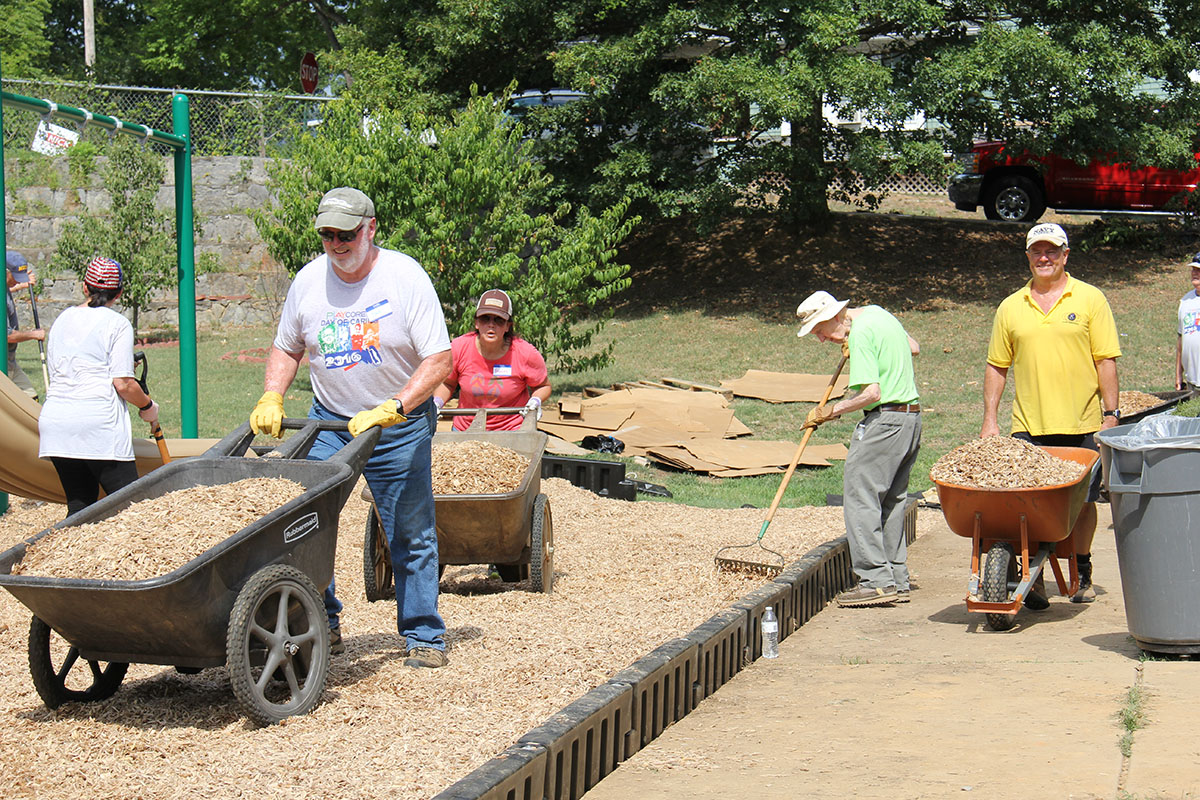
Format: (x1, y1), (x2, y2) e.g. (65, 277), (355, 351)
(616, 206), (1194, 320)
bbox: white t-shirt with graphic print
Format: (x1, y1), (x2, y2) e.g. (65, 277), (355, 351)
(1179, 290), (1200, 386)
(274, 248), (450, 418)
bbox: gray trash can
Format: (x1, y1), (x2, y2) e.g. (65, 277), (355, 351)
(1099, 415), (1200, 655)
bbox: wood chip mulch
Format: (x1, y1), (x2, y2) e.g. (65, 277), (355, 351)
(431, 440), (530, 495)
(0, 478), (848, 799)
(1118, 390), (1167, 418)
(929, 436), (1086, 489)
(12, 478), (305, 581)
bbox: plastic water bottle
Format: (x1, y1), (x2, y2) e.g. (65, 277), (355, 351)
(761, 606), (779, 659)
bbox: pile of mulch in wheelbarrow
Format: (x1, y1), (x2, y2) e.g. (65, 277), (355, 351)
(930, 436), (1087, 489)
(0, 479), (847, 799)
(13, 478), (305, 581)
(431, 440), (530, 495)
(1118, 389), (1170, 418)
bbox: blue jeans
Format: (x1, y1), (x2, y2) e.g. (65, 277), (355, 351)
(307, 398), (446, 651)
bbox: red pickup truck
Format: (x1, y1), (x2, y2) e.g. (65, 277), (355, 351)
(948, 140), (1200, 222)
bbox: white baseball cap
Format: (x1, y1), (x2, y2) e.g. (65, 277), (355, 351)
(795, 291), (849, 338)
(1026, 222), (1068, 249)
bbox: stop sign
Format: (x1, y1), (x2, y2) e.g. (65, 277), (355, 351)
(300, 52), (319, 94)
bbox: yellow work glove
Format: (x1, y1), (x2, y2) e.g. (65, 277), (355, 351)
(249, 391), (285, 438)
(805, 405), (835, 429)
(348, 399), (407, 437)
(841, 340), (850, 359)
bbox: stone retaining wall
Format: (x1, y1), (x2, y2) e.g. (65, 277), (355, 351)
(5, 155), (287, 330)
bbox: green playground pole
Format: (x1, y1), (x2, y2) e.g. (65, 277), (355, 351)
(173, 93), (198, 438)
(0, 57), (7, 516)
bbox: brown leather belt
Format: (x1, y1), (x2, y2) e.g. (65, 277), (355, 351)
(873, 403), (921, 414)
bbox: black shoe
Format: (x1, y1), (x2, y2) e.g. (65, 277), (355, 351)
(1024, 573), (1050, 611)
(330, 626), (345, 655)
(1072, 561), (1095, 603)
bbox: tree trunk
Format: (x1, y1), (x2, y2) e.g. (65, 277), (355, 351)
(784, 94), (831, 229)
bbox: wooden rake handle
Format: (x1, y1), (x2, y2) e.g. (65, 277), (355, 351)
(759, 352), (849, 535)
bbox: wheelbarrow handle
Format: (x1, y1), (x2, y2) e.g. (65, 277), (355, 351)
(203, 418), (382, 464)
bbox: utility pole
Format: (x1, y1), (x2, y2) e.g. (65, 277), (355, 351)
(83, 0), (96, 72)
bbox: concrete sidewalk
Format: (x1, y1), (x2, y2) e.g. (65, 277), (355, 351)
(585, 504), (1199, 800)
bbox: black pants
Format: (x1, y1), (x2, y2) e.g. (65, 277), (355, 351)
(49, 457), (139, 518)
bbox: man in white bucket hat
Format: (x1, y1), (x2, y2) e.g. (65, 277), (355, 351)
(982, 222), (1121, 606)
(796, 290), (921, 607)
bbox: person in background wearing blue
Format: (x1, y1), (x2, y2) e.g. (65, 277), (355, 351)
(5, 251), (45, 401)
(1176, 252), (1200, 392)
(249, 187), (453, 668)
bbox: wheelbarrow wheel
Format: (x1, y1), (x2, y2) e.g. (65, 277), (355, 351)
(363, 504), (393, 602)
(28, 615), (128, 709)
(226, 564), (329, 726)
(530, 493), (553, 594)
(983, 542), (1018, 632)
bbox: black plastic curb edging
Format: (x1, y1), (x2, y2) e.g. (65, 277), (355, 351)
(432, 498), (918, 800)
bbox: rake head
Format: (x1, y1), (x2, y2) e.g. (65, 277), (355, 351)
(714, 541), (785, 577)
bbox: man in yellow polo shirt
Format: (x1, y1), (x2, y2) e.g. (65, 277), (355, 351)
(982, 222), (1121, 605)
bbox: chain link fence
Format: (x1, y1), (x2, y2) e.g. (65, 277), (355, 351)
(2, 78), (331, 157)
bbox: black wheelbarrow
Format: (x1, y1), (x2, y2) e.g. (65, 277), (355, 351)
(362, 406), (553, 597)
(0, 419), (380, 725)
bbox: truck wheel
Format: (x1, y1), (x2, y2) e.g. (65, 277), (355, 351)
(529, 494), (553, 594)
(28, 616), (128, 709)
(362, 505), (393, 602)
(982, 542), (1018, 632)
(983, 176), (1046, 222)
(227, 564), (329, 726)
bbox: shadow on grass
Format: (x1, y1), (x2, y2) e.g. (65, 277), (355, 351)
(614, 211), (1181, 321)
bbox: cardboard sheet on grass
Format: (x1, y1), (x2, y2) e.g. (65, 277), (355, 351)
(539, 388), (742, 455)
(537, 386), (843, 475)
(721, 369), (850, 404)
(648, 439), (847, 477)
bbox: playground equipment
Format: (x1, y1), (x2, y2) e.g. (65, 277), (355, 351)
(0, 64), (198, 513)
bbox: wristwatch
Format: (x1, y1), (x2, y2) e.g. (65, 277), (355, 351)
(1102, 409), (1121, 420)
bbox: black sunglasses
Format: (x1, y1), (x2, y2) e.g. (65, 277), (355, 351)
(318, 225), (363, 243)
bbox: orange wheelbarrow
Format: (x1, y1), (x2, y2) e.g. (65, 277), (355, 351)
(933, 446), (1099, 631)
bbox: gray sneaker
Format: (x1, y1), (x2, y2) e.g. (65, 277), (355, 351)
(329, 626), (345, 655)
(404, 647), (448, 669)
(836, 584), (897, 608)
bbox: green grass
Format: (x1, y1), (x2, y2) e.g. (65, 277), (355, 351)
(1117, 682), (1148, 758)
(9, 205), (1188, 509)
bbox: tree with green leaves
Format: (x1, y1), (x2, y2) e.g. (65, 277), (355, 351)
(0, 0), (52, 77)
(254, 81), (638, 373)
(51, 139), (177, 330)
(312, 1), (1200, 231)
(43, 0), (340, 90)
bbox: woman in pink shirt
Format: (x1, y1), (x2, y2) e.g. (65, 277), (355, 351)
(434, 289), (551, 431)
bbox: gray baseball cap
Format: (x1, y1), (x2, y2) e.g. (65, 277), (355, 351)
(314, 187), (375, 231)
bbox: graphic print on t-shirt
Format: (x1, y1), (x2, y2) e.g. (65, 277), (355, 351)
(317, 310), (382, 370)
(1183, 308), (1200, 335)
(465, 371), (504, 404)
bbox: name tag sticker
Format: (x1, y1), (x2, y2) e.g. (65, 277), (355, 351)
(365, 300), (392, 323)
(492, 364), (513, 377)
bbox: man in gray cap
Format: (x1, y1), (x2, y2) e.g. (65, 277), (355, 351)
(5, 251), (45, 401)
(250, 187), (453, 667)
(796, 290), (922, 607)
(982, 222), (1121, 605)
